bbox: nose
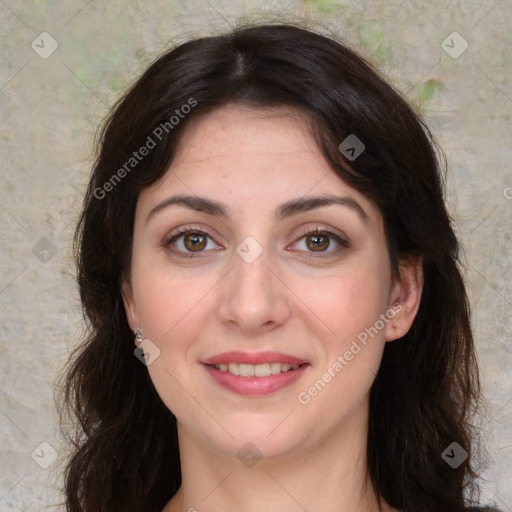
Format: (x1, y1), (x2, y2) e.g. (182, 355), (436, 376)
(217, 243), (292, 334)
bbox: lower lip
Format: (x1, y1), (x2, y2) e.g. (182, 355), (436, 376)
(203, 364), (310, 396)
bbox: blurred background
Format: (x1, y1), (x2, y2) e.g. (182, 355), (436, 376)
(0, 1), (510, 510)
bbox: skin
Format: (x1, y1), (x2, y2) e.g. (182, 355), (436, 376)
(122, 104), (423, 512)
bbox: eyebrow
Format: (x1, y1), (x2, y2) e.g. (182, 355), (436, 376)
(145, 193), (370, 225)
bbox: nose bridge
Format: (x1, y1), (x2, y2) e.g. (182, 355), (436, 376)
(217, 234), (290, 330)
(232, 236), (275, 305)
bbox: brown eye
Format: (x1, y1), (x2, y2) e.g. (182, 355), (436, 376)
(306, 233), (330, 252)
(164, 227), (220, 258)
(291, 227), (348, 257)
(183, 232), (207, 251)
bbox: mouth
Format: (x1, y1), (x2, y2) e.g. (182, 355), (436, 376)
(202, 359), (310, 396)
(209, 362), (308, 377)
(201, 350), (309, 367)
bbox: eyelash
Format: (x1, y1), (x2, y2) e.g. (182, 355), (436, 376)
(163, 225), (349, 259)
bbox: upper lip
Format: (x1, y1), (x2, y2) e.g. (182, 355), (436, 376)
(202, 351), (309, 366)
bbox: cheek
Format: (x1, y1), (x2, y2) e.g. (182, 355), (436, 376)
(298, 259), (391, 397)
(132, 256), (217, 342)
(295, 262), (391, 343)
(133, 271), (212, 415)
(303, 314), (387, 418)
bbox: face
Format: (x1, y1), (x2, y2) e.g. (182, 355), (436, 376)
(122, 104), (421, 461)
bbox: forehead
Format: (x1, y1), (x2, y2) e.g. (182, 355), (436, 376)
(137, 104), (382, 233)
(166, 105), (329, 183)
(146, 104), (343, 197)
(171, 104), (319, 164)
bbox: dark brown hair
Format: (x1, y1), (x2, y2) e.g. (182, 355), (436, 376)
(57, 22), (483, 512)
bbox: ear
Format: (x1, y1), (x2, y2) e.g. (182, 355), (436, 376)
(385, 254), (424, 342)
(121, 275), (139, 334)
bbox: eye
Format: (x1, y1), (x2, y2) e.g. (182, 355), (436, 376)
(290, 226), (348, 257)
(164, 226), (221, 258)
(163, 225), (349, 259)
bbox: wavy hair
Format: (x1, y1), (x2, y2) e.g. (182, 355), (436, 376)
(57, 22), (482, 512)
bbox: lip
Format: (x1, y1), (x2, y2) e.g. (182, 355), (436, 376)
(203, 363), (310, 396)
(201, 351), (309, 366)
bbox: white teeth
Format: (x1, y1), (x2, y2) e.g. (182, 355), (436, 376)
(270, 363), (282, 375)
(214, 362), (301, 377)
(239, 364), (255, 377)
(228, 363), (239, 375)
(254, 363), (270, 377)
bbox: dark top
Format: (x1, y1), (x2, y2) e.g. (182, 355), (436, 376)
(399, 507), (501, 511)
(468, 508), (502, 512)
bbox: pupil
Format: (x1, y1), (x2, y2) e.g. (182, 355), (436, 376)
(308, 234), (328, 251)
(185, 233), (206, 251)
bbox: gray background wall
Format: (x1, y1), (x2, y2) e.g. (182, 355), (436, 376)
(0, 1), (511, 510)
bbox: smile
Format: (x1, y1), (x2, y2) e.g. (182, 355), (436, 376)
(203, 362), (309, 396)
(212, 362), (304, 377)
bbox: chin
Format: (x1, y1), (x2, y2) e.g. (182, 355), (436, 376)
(193, 414), (308, 461)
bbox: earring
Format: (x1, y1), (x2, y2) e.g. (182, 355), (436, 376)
(134, 328), (143, 345)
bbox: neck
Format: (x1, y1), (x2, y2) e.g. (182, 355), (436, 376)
(164, 407), (395, 512)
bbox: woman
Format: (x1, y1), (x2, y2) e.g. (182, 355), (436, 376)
(57, 23), (500, 512)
